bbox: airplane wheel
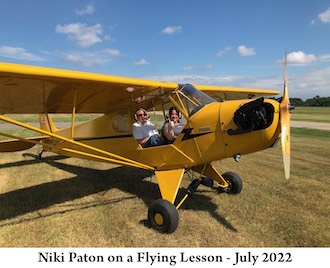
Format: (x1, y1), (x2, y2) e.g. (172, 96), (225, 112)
(222, 172), (243, 194)
(148, 199), (179, 233)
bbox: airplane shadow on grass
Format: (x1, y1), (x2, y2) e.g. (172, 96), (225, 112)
(0, 153), (237, 232)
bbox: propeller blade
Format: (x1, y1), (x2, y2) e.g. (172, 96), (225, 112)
(280, 51), (291, 180)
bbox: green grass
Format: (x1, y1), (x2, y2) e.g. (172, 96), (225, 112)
(0, 108), (329, 247)
(0, 114), (101, 124)
(291, 128), (330, 138)
(291, 107), (330, 123)
(0, 128), (329, 247)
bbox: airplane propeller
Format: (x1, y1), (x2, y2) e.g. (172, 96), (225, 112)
(280, 51), (291, 180)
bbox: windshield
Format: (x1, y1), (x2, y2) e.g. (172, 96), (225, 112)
(178, 84), (216, 116)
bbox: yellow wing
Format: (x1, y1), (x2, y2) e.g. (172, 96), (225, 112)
(0, 62), (178, 114)
(0, 62), (280, 115)
(195, 84), (280, 101)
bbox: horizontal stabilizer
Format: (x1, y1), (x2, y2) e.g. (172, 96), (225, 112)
(0, 137), (44, 152)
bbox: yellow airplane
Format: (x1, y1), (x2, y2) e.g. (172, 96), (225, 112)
(0, 59), (291, 233)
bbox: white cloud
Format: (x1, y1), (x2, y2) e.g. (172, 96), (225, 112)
(286, 51), (317, 65)
(147, 65), (330, 99)
(103, 48), (120, 57)
(319, 54), (330, 62)
(147, 73), (243, 84)
(62, 49), (120, 67)
(277, 51), (330, 66)
(55, 23), (103, 47)
(64, 52), (105, 67)
(76, 3), (95, 15)
(134, 58), (149, 66)
(217, 47), (231, 57)
(182, 64), (213, 71)
(318, 7), (330, 23)
(161, 26), (182, 35)
(0, 46), (45, 61)
(289, 67), (330, 98)
(238, 45), (256, 56)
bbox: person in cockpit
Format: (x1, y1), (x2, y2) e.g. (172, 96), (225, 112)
(132, 107), (162, 148)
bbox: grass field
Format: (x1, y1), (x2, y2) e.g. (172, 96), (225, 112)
(0, 111), (329, 247)
(291, 107), (330, 123)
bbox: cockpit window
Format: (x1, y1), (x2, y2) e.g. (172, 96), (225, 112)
(178, 84), (216, 116)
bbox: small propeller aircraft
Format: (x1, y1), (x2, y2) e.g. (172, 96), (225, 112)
(0, 56), (291, 233)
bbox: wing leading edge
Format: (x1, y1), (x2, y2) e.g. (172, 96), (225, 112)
(0, 62), (177, 114)
(0, 62), (280, 115)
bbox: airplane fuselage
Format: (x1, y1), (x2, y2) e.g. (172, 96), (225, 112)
(46, 98), (281, 171)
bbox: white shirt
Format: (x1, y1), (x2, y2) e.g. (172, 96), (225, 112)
(132, 120), (159, 140)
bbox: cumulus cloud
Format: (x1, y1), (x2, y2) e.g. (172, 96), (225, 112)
(318, 7), (330, 23)
(161, 26), (182, 35)
(76, 3), (95, 15)
(278, 51), (330, 66)
(55, 23), (103, 47)
(238, 45), (256, 56)
(0, 45), (45, 61)
(286, 51), (317, 65)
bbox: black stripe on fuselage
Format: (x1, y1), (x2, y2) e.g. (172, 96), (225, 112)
(74, 134), (132, 142)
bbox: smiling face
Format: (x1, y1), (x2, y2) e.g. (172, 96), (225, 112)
(136, 108), (148, 124)
(169, 107), (179, 123)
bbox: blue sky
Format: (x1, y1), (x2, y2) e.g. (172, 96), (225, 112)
(0, 0), (329, 99)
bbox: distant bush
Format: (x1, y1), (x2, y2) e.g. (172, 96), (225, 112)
(290, 96), (330, 107)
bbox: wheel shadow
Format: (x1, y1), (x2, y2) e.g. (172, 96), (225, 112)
(0, 153), (237, 231)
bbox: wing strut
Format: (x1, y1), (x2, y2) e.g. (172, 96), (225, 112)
(71, 88), (77, 139)
(0, 114), (154, 170)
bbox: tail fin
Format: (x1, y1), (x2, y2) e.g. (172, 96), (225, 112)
(39, 114), (57, 133)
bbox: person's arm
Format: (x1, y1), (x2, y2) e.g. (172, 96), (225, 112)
(136, 136), (149, 146)
(164, 121), (175, 141)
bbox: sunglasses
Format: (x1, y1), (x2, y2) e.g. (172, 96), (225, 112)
(137, 113), (147, 117)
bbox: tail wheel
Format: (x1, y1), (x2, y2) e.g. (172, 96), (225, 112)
(148, 199), (179, 233)
(222, 172), (243, 195)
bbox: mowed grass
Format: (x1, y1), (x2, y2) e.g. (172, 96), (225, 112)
(0, 114), (101, 124)
(0, 127), (329, 247)
(291, 107), (330, 123)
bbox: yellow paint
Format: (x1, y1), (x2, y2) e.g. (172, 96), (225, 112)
(154, 213), (164, 226)
(0, 62), (287, 210)
(155, 169), (185, 204)
(192, 163), (229, 187)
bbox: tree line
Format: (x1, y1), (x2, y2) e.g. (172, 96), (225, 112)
(289, 96), (330, 107)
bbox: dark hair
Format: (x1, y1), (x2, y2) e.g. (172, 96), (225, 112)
(168, 107), (180, 118)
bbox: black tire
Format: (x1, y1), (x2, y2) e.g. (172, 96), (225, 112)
(222, 172), (243, 195)
(148, 199), (179, 233)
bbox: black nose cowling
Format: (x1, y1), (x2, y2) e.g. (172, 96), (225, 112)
(228, 97), (274, 136)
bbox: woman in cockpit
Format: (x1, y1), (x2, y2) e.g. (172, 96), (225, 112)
(162, 107), (184, 144)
